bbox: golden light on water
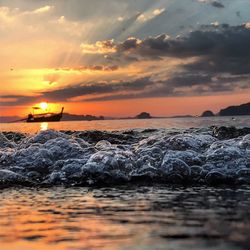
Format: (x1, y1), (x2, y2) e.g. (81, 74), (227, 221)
(40, 122), (48, 131)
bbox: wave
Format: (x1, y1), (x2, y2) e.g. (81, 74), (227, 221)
(0, 127), (249, 187)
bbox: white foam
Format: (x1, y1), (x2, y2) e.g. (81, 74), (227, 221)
(0, 129), (249, 186)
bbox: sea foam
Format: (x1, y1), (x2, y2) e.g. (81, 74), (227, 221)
(0, 127), (249, 187)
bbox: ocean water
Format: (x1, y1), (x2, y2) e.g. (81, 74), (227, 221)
(1, 116), (250, 134)
(0, 116), (250, 249)
(0, 186), (249, 250)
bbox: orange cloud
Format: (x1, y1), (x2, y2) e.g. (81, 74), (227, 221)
(81, 40), (116, 54)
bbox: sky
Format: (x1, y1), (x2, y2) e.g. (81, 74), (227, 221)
(0, 0), (250, 117)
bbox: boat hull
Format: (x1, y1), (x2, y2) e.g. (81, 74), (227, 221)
(27, 114), (62, 123)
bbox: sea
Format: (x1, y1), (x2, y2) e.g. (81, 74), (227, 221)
(1, 116), (250, 133)
(0, 116), (250, 250)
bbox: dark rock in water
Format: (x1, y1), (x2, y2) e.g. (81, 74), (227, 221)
(201, 110), (215, 117)
(212, 126), (250, 140)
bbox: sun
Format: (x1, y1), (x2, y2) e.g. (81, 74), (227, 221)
(40, 102), (48, 110)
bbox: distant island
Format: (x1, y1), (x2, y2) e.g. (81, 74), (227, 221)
(135, 112), (152, 119)
(201, 110), (215, 117)
(200, 102), (250, 117)
(218, 102), (250, 116)
(62, 113), (104, 121)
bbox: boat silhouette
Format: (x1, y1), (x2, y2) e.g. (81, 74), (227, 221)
(27, 107), (64, 123)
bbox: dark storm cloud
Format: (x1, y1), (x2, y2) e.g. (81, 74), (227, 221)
(83, 73), (249, 102)
(1, 23), (250, 106)
(56, 65), (119, 72)
(1, 71), (248, 105)
(102, 24), (250, 77)
(113, 24), (250, 59)
(0, 95), (37, 106)
(197, 0), (224, 9)
(184, 57), (250, 75)
(41, 77), (153, 101)
(236, 11), (241, 18)
(211, 1), (224, 8)
(0, 77), (153, 105)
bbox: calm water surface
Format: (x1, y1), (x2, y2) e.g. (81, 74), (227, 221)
(0, 116), (250, 133)
(0, 186), (249, 250)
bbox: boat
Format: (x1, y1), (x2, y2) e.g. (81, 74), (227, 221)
(27, 107), (64, 123)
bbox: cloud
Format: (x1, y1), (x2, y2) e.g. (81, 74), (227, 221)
(55, 65), (119, 72)
(81, 40), (116, 54)
(82, 73), (249, 102)
(40, 77), (153, 101)
(1, 70), (248, 105)
(84, 24), (250, 77)
(0, 95), (37, 106)
(32, 5), (54, 14)
(137, 8), (165, 23)
(0, 77), (153, 105)
(82, 23), (250, 57)
(118, 24), (250, 59)
(1, 1), (250, 109)
(153, 8), (165, 16)
(2, 23), (250, 106)
(117, 16), (124, 22)
(198, 0), (224, 8)
(211, 1), (224, 8)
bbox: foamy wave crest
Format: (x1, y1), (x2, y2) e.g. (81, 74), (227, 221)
(0, 127), (249, 187)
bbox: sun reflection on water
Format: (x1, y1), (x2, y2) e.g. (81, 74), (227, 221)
(40, 122), (48, 131)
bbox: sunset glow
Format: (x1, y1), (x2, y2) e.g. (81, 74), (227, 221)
(0, 2), (249, 250)
(39, 102), (48, 111)
(0, 0), (249, 117)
